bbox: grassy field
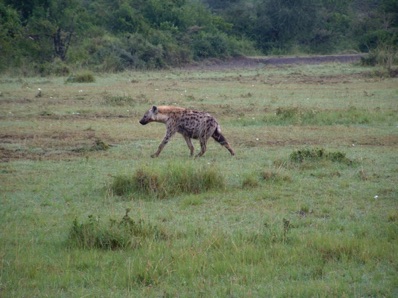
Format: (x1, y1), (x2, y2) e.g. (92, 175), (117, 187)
(1, 62), (397, 297)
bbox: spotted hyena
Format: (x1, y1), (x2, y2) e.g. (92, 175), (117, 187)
(139, 105), (235, 157)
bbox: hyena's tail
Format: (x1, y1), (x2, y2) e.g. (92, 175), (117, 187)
(212, 125), (235, 156)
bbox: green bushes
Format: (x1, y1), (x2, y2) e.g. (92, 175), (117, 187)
(361, 44), (398, 76)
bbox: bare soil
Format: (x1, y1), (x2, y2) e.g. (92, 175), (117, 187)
(185, 54), (365, 70)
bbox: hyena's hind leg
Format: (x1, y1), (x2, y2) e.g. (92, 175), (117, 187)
(212, 128), (235, 156)
(182, 135), (195, 156)
(196, 137), (208, 157)
(196, 124), (217, 157)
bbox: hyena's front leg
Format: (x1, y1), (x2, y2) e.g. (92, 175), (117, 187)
(151, 129), (176, 158)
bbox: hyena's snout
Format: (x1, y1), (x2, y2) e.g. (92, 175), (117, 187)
(139, 118), (148, 125)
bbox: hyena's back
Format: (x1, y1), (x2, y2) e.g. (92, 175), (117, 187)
(176, 111), (218, 139)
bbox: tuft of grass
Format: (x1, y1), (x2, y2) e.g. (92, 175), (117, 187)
(71, 139), (110, 153)
(387, 210), (398, 222)
(289, 148), (352, 165)
(67, 209), (167, 250)
(261, 170), (292, 183)
(65, 72), (95, 83)
(244, 218), (293, 245)
(241, 173), (259, 188)
(110, 162), (225, 198)
(307, 234), (362, 262)
(103, 94), (136, 106)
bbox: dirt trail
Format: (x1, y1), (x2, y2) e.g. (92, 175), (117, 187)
(185, 54), (365, 70)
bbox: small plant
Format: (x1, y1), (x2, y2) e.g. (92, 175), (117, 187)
(67, 209), (167, 250)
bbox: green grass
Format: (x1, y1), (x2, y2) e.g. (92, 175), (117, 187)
(0, 63), (397, 297)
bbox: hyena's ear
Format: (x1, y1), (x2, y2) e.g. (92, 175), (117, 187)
(152, 106), (158, 113)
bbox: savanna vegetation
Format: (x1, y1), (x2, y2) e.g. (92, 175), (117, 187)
(1, 0), (397, 296)
(1, 61), (397, 296)
(1, 0), (397, 74)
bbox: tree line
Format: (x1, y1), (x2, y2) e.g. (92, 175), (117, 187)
(1, 0), (396, 75)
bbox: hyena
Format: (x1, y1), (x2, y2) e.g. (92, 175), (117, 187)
(139, 105), (235, 158)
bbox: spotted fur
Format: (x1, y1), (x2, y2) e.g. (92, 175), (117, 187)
(139, 105), (235, 157)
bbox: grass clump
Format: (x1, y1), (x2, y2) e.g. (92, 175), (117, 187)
(65, 72), (95, 83)
(110, 162), (225, 198)
(242, 173), (260, 188)
(67, 209), (167, 250)
(261, 170), (292, 183)
(289, 148), (352, 165)
(103, 94), (136, 106)
(244, 218), (293, 245)
(71, 139), (110, 153)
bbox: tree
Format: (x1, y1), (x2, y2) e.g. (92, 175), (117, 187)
(0, 3), (23, 70)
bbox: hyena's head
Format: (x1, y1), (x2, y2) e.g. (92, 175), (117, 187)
(139, 106), (158, 125)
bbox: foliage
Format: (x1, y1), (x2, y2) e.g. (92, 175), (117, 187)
(205, 0), (398, 54)
(361, 43), (398, 75)
(2, 0), (397, 74)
